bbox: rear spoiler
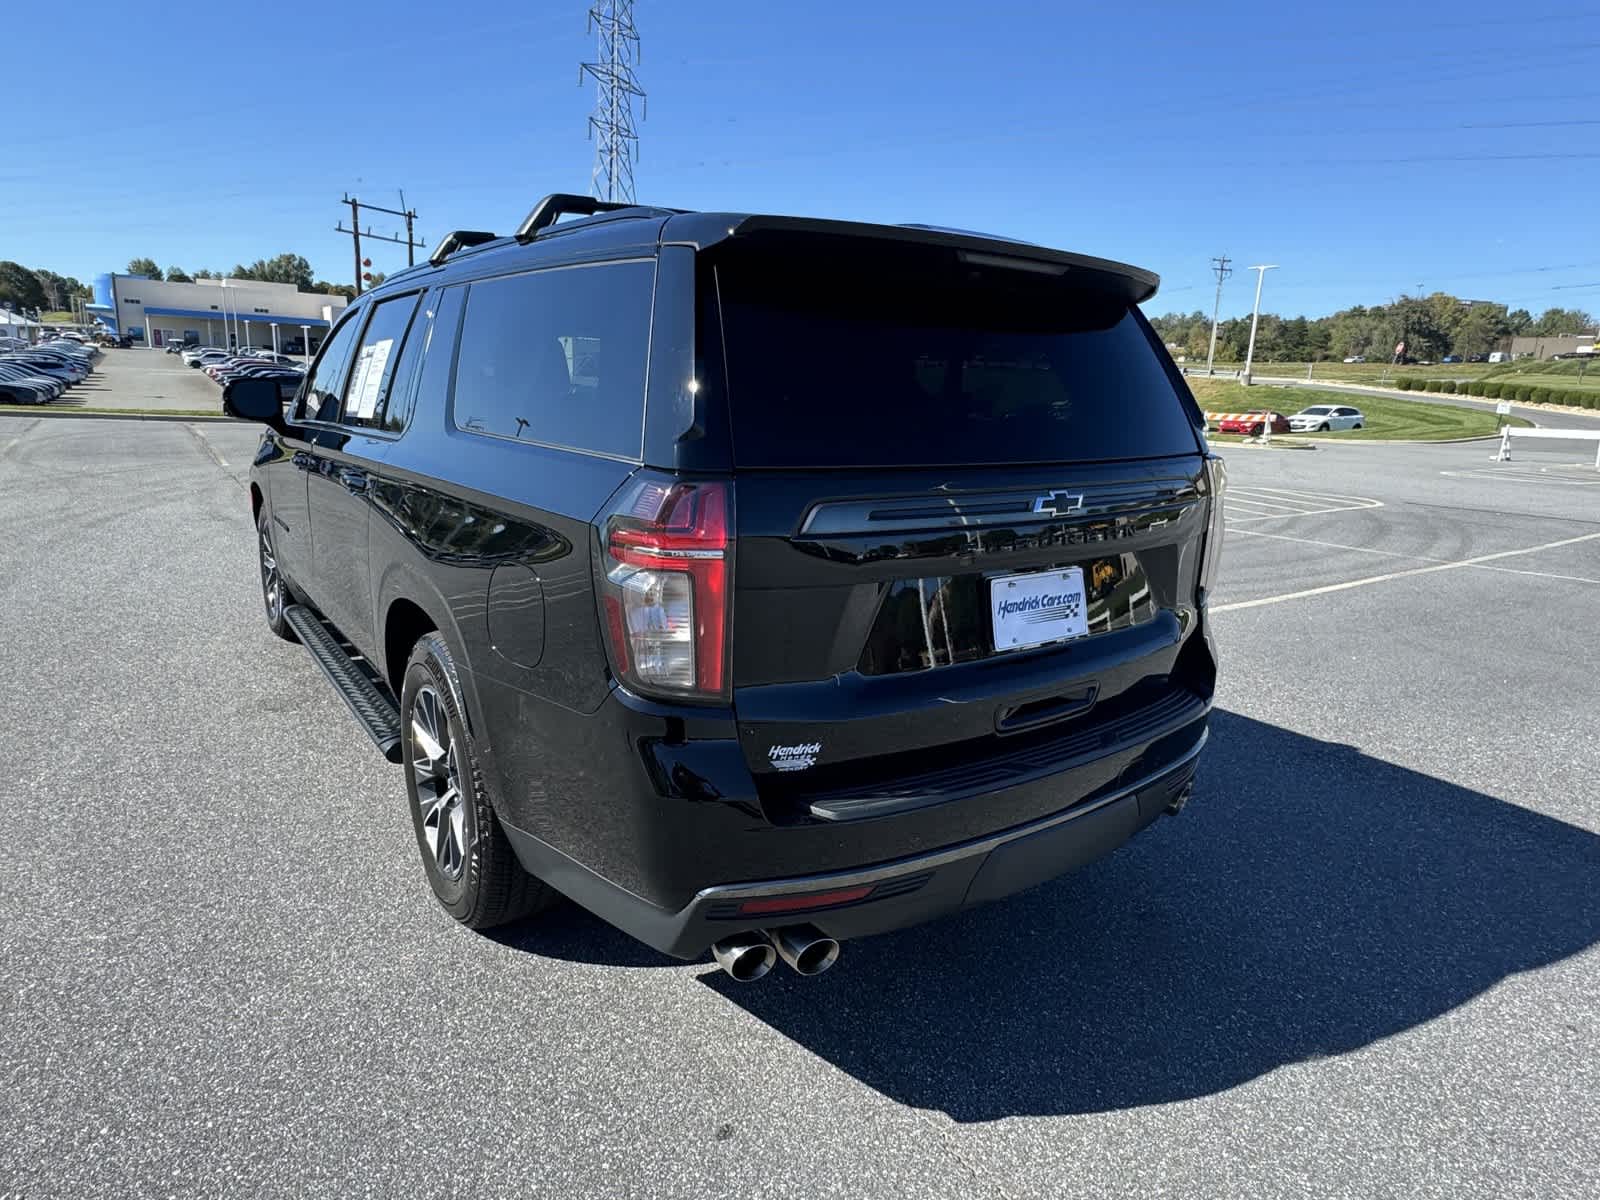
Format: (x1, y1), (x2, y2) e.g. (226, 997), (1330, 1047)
(661, 212), (1160, 304)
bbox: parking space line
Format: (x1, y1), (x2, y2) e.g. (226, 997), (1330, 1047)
(1234, 527), (1600, 585)
(1440, 469), (1600, 487)
(0, 419), (40, 462)
(1212, 531), (1600, 613)
(1225, 486), (1384, 524)
(1238, 484), (1380, 505)
(184, 423), (230, 469)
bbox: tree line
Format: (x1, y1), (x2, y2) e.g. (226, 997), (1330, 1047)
(1149, 295), (1597, 363)
(0, 253), (375, 318)
(123, 255), (368, 299)
(0, 262), (93, 314)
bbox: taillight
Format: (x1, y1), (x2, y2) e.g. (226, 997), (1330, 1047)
(1198, 454), (1227, 598)
(597, 476), (732, 701)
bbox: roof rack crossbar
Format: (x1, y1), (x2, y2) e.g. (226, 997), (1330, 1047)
(428, 230), (499, 267)
(514, 194), (635, 243)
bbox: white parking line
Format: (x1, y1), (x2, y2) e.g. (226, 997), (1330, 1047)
(1212, 530), (1600, 612)
(1230, 527), (1600, 585)
(1439, 468), (1600, 487)
(1226, 486), (1384, 523)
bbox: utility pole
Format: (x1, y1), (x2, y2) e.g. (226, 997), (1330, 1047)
(1205, 255), (1233, 375)
(1241, 265), (1279, 387)
(348, 196), (361, 295)
(580, 1), (646, 203)
(337, 193), (424, 294)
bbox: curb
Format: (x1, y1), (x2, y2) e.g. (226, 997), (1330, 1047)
(1292, 433), (1503, 446)
(0, 406), (232, 424)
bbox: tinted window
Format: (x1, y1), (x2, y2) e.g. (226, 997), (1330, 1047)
(341, 292), (422, 431)
(715, 245), (1202, 468)
(452, 260), (654, 458)
(296, 310), (364, 424)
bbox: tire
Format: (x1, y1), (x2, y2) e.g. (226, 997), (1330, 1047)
(401, 632), (555, 929)
(256, 506), (296, 642)
(1250, 423), (1264, 437)
(1353, 422), (1363, 429)
(1318, 423), (1330, 432)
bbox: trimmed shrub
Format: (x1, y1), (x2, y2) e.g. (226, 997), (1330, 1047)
(1425, 379), (1444, 392)
(1528, 387), (1548, 404)
(1515, 385), (1534, 403)
(1563, 390), (1586, 406)
(1465, 380), (1486, 397)
(1581, 393), (1600, 410)
(1481, 381), (1502, 399)
(1442, 379), (1458, 394)
(1395, 375), (1416, 391)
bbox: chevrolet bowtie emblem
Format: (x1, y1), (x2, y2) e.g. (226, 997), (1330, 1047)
(1032, 490), (1085, 517)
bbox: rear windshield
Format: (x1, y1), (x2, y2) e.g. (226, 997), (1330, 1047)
(714, 242), (1202, 468)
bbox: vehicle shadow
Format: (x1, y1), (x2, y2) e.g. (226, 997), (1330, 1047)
(698, 709), (1600, 1119)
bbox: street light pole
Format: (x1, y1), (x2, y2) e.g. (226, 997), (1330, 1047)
(1241, 264), (1279, 387)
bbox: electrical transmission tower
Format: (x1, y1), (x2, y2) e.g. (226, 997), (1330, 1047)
(580, 1), (646, 204)
(1205, 254), (1233, 376)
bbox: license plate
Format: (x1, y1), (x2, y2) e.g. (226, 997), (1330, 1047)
(990, 568), (1089, 652)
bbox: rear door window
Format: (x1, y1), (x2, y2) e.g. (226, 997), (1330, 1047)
(451, 260), (654, 459)
(714, 244), (1202, 468)
(340, 292), (422, 432)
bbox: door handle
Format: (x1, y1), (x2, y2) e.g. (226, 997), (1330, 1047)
(338, 467), (369, 494)
(291, 450), (313, 470)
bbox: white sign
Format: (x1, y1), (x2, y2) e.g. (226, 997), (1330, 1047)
(990, 568), (1089, 652)
(1495, 400), (1512, 415)
(346, 338), (393, 419)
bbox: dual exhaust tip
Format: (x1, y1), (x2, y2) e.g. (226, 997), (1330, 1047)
(711, 925), (840, 982)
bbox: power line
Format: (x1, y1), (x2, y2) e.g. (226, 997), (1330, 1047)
(580, 1), (645, 203)
(337, 193), (424, 295)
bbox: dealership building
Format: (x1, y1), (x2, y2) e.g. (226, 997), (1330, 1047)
(87, 273), (348, 353)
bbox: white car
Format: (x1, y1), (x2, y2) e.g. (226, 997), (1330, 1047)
(1288, 404), (1365, 432)
(1342, 355), (1366, 363)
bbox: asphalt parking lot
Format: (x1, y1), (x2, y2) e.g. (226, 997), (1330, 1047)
(2, 415), (1597, 1199)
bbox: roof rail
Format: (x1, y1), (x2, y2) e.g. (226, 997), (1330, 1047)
(514, 194), (637, 243)
(428, 230), (499, 267)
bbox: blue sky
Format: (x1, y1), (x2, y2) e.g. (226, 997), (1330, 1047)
(5, 0), (1597, 318)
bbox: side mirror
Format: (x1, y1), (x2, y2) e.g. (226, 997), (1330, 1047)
(222, 376), (296, 430)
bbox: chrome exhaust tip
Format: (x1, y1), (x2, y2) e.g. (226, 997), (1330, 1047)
(772, 924), (841, 977)
(711, 933), (777, 983)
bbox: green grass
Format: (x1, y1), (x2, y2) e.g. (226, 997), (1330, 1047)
(1187, 379), (1530, 441)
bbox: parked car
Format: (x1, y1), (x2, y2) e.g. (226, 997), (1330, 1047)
(1441, 355), (1462, 364)
(1288, 404), (1365, 432)
(0, 363), (63, 403)
(1216, 410), (1290, 436)
(1342, 355), (1366, 363)
(222, 193), (1221, 981)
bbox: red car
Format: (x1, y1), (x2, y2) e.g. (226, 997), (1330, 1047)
(1215, 410), (1290, 436)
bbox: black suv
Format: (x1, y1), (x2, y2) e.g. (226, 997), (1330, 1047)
(226, 194), (1223, 981)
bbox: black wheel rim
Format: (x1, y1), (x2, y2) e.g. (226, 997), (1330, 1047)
(259, 524), (283, 622)
(410, 684), (466, 880)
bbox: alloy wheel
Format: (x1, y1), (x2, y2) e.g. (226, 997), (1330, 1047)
(259, 524), (284, 622)
(410, 685), (466, 880)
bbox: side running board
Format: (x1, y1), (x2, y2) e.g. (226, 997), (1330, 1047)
(282, 604), (404, 763)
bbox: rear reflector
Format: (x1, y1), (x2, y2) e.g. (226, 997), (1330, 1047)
(737, 885), (874, 915)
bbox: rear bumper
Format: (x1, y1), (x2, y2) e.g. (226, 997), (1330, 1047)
(500, 721), (1205, 959)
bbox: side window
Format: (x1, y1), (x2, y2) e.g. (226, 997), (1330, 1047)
(452, 259), (654, 458)
(295, 310), (365, 424)
(340, 293), (422, 431)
